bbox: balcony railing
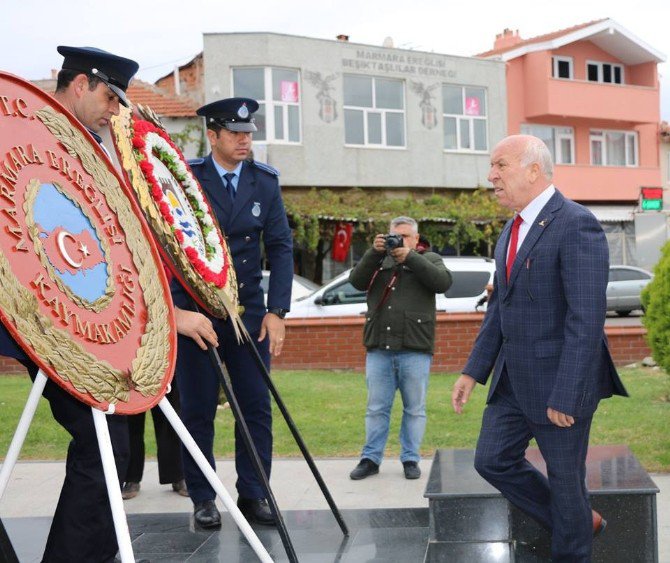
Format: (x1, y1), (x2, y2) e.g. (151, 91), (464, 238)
(554, 164), (661, 201)
(525, 78), (660, 124)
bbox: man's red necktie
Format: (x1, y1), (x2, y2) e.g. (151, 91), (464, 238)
(506, 215), (523, 282)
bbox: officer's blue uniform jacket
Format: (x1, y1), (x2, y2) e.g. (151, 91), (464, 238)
(172, 155), (293, 328)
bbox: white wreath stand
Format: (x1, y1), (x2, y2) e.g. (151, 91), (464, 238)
(0, 370), (273, 563)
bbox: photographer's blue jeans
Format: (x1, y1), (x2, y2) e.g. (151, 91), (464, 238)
(361, 349), (432, 465)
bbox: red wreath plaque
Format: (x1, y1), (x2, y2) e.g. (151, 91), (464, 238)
(0, 71), (177, 414)
(110, 105), (247, 341)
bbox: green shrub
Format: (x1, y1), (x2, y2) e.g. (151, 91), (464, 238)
(642, 239), (670, 373)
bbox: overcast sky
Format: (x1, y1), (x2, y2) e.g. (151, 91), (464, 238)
(1, 0), (667, 119)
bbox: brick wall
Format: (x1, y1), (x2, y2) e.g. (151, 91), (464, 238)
(0, 356), (26, 375)
(273, 314), (651, 371)
(0, 315), (651, 375)
(155, 55), (204, 105)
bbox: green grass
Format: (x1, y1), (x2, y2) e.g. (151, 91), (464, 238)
(0, 367), (668, 471)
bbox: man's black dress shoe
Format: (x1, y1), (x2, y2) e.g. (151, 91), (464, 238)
(349, 458), (379, 480)
(194, 499), (221, 528)
(237, 497), (276, 526)
(403, 461), (421, 480)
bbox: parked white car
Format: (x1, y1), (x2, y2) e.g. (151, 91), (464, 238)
(260, 270), (320, 305)
(286, 257), (495, 318)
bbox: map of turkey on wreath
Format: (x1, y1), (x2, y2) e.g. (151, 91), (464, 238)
(34, 183), (108, 302)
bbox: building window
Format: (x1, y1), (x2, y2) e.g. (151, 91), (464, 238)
(590, 130), (638, 166)
(442, 85), (488, 152)
(232, 67), (301, 143)
(552, 56), (573, 79)
(520, 124), (574, 165)
(586, 61), (624, 84)
(343, 75), (405, 147)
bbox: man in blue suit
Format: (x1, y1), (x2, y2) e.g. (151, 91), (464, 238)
(452, 135), (627, 562)
(172, 97), (293, 528)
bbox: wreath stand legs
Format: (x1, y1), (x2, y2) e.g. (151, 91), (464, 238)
(0, 372), (273, 563)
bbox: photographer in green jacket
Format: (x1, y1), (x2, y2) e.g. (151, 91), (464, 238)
(348, 216), (452, 481)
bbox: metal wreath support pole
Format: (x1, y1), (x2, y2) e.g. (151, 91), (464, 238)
(157, 397), (273, 563)
(0, 370), (48, 501)
(245, 340), (349, 536)
(0, 369), (48, 563)
(0, 518), (19, 563)
(91, 407), (135, 563)
(203, 338), (298, 563)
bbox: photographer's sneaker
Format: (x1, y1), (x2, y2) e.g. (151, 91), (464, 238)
(403, 461), (421, 480)
(349, 458), (379, 480)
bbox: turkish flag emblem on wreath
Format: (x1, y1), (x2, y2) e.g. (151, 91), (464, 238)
(331, 222), (353, 262)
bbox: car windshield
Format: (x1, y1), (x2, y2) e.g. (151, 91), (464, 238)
(260, 272), (320, 300)
(293, 276), (320, 299)
(444, 271), (491, 298)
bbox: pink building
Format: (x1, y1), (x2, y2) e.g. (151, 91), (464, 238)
(479, 19), (666, 266)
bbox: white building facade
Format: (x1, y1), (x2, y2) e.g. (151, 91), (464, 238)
(202, 32), (507, 192)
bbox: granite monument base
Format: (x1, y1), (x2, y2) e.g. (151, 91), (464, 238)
(424, 446), (659, 562)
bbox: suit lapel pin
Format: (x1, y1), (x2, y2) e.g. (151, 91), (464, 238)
(538, 219), (547, 227)
(252, 202), (261, 217)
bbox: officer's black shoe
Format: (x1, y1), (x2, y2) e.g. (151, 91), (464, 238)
(121, 481), (140, 499)
(349, 458), (380, 480)
(193, 499), (221, 528)
(237, 497), (276, 526)
(403, 461), (421, 480)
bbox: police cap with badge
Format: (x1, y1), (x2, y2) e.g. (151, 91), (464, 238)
(57, 46), (139, 107)
(197, 98), (259, 132)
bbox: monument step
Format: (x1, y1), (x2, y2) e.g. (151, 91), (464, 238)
(424, 447), (659, 562)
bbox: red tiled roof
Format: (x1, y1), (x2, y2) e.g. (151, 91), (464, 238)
(477, 19), (608, 58)
(31, 78), (198, 118)
(127, 80), (198, 117)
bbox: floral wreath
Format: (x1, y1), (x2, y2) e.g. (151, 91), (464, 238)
(130, 117), (228, 287)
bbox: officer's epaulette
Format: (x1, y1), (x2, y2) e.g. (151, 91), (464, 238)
(250, 160), (280, 177)
(187, 157), (205, 167)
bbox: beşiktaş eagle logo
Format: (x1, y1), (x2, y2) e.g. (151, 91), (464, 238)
(34, 183), (107, 302)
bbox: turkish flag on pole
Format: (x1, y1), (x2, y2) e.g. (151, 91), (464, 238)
(332, 222), (353, 262)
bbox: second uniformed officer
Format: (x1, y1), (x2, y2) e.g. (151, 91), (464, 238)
(172, 97), (293, 527)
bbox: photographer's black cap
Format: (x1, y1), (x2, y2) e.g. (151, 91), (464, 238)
(197, 97), (259, 132)
(57, 46), (139, 107)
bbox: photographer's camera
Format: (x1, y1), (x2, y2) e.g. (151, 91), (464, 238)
(384, 234), (404, 251)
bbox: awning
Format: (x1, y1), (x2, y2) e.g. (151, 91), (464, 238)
(584, 205), (636, 223)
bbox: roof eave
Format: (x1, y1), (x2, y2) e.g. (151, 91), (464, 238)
(485, 19), (666, 64)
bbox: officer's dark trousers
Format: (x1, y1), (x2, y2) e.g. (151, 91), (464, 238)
(125, 382), (183, 485)
(176, 321), (272, 504)
(24, 362), (129, 563)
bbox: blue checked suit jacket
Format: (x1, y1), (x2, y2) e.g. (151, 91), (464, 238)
(463, 190), (628, 423)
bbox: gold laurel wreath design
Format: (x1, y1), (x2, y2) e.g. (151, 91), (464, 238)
(0, 251), (130, 401)
(14, 106), (173, 402)
(111, 107), (248, 341)
(24, 179), (115, 313)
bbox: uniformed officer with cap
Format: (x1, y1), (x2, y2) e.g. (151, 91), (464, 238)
(57, 45), (138, 108)
(0, 45), (138, 563)
(171, 97), (293, 528)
